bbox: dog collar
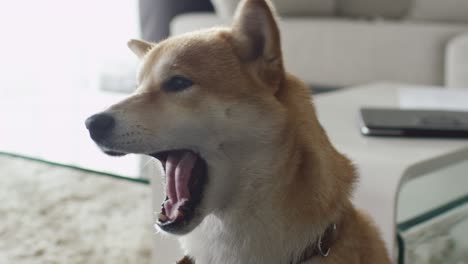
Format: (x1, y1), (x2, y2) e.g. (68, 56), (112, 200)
(291, 223), (338, 264)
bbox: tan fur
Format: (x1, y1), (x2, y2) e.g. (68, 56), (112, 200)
(92, 0), (392, 263)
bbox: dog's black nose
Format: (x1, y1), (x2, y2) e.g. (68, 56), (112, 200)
(85, 113), (115, 141)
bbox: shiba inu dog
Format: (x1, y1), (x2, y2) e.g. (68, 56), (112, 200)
(85, 0), (392, 263)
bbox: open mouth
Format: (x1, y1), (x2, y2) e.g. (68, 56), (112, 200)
(151, 149), (208, 234)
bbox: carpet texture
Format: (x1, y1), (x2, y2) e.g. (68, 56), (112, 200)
(0, 155), (153, 264)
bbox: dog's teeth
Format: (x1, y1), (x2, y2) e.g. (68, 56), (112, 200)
(158, 213), (168, 222)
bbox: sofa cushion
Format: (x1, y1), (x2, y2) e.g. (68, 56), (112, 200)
(273, 0), (336, 16)
(172, 13), (468, 86)
(408, 0), (468, 23)
(210, 0), (239, 20)
(210, 0), (336, 19)
(446, 34), (468, 88)
(337, 0), (410, 19)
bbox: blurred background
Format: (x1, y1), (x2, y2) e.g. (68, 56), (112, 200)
(0, 0), (141, 176)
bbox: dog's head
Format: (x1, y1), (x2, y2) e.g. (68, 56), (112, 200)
(86, 0), (288, 235)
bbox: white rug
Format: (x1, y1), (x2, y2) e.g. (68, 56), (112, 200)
(0, 154), (153, 264)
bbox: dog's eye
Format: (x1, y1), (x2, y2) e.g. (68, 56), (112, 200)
(162, 75), (193, 92)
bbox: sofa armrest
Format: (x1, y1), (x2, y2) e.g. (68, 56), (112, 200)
(211, 0), (239, 21)
(446, 33), (468, 88)
(171, 13), (223, 36)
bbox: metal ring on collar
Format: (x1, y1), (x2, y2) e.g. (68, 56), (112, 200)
(318, 224), (337, 257)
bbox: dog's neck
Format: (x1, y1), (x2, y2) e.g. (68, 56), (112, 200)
(180, 78), (355, 264)
(180, 134), (351, 263)
(180, 146), (346, 264)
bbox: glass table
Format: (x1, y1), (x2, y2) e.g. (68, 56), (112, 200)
(397, 159), (468, 264)
(0, 89), (144, 181)
(314, 82), (468, 261)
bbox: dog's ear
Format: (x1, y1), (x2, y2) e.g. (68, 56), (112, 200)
(232, 0), (284, 88)
(231, 0), (284, 85)
(127, 39), (153, 59)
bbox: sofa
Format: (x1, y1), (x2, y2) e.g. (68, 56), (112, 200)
(138, 0), (214, 42)
(168, 0), (468, 89)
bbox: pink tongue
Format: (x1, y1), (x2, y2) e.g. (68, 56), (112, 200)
(164, 151), (197, 220)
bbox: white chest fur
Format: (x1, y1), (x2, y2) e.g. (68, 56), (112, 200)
(179, 213), (321, 264)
